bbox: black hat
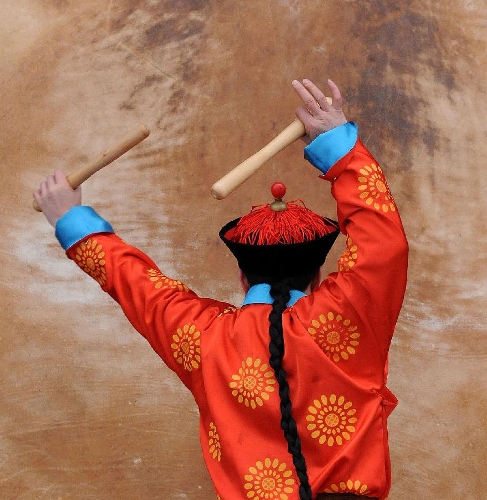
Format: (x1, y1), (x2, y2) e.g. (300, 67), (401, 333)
(219, 182), (340, 277)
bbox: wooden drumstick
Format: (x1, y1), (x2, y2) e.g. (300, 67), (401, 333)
(33, 124), (150, 212)
(210, 97), (332, 200)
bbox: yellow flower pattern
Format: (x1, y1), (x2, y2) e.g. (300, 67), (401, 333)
(209, 422), (222, 461)
(75, 239), (107, 285)
(244, 458), (295, 499)
(171, 324), (201, 371)
(324, 479), (370, 495)
(338, 236), (358, 272)
(147, 269), (189, 292)
(307, 312), (360, 362)
(357, 163), (396, 212)
(229, 358), (276, 409)
(306, 394), (357, 446)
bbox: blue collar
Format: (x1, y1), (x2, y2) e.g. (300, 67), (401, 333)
(242, 283), (306, 307)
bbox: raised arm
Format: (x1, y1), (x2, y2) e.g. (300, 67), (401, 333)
(293, 78), (408, 358)
(33, 172), (231, 389)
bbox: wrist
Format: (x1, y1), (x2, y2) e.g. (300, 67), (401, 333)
(304, 122), (358, 174)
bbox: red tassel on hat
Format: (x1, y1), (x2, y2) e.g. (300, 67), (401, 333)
(231, 182), (336, 245)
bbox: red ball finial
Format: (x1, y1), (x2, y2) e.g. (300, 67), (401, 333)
(270, 182), (287, 212)
(271, 182), (286, 200)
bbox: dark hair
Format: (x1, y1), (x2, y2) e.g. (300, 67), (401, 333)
(244, 269), (318, 292)
(244, 270), (319, 500)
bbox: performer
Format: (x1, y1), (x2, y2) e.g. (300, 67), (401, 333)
(34, 79), (408, 500)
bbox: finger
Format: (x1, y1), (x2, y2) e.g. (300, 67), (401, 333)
(291, 79), (308, 99)
(295, 106), (313, 125)
(292, 79), (321, 115)
(54, 169), (69, 188)
(302, 79), (331, 111)
(327, 79), (343, 109)
(46, 174), (57, 190)
(39, 179), (48, 197)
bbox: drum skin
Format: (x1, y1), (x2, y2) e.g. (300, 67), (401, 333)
(0, 2), (485, 499)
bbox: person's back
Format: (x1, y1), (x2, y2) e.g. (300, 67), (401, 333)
(34, 78), (408, 500)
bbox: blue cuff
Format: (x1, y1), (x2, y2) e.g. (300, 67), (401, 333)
(304, 122), (358, 174)
(55, 206), (114, 250)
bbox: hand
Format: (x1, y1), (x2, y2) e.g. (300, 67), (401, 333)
(292, 78), (347, 144)
(33, 170), (82, 227)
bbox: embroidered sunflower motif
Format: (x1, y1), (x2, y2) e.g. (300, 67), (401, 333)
(147, 269), (189, 292)
(307, 312), (360, 362)
(306, 394), (357, 446)
(357, 163), (396, 213)
(208, 422), (222, 461)
(229, 357), (276, 409)
(325, 479), (370, 495)
(244, 458), (295, 499)
(338, 236), (358, 271)
(75, 239), (107, 285)
(171, 324), (201, 371)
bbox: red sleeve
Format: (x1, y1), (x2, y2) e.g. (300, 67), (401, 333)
(66, 235), (232, 389)
(310, 138), (409, 364)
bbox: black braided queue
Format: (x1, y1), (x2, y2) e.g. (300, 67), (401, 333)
(268, 281), (313, 500)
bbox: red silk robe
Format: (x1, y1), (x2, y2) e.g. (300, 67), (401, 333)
(65, 138), (408, 500)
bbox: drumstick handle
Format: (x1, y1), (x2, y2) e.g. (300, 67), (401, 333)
(210, 119), (305, 200)
(33, 124), (150, 212)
